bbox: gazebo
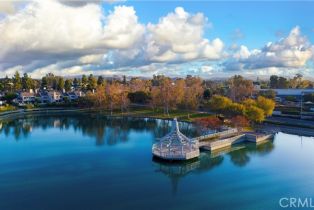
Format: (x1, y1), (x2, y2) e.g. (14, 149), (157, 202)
(152, 118), (200, 160)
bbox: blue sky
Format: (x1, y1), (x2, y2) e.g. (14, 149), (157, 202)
(115, 1), (314, 48)
(0, 0), (313, 78)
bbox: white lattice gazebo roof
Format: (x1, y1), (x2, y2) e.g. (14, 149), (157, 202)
(152, 118), (200, 161)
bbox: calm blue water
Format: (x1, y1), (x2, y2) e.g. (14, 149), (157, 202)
(0, 113), (314, 210)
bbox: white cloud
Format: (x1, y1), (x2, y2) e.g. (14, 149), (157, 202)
(0, 0), (144, 73)
(146, 7), (224, 63)
(0, 3), (224, 77)
(102, 6), (145, 49)
(79, 54), (104, 64)
(0, 1), (16, 14)
(224, 26), (313, 71)
(2, 1), (311, 79)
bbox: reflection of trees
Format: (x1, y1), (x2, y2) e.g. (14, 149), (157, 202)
(228, 140), (275, 167)
(0, 113), (199, 146)
(153, 139), (275, 194)
(153, 153), (224, 194)
(229, 148), (250, 167)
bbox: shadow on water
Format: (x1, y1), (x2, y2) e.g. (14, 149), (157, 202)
(153, 139), (275, 194)
(0, 112), (199, 145)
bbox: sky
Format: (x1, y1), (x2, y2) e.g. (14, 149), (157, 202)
(0, 0), (314, 79)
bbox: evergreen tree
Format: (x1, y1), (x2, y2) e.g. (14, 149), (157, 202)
(13, 71), (22, 91)
(65, 79), (72, 92)
(41, 77), (48, 89)
(22, 73), (34, 90)
(97, 76), (104, 86)
(57, 77), (65, 91)
(81, 75), (88, 90)
(88, 74), (97, 90)
(73, 78), (79, 89)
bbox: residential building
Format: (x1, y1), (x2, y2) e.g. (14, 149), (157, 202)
(18, 91), (36, 104)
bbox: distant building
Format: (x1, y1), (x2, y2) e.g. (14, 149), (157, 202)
(63, 91), (85, 101)
(18, 91), (36, 104)
(259, 89), (314, 102)
(47, 91), (62, 103)
(253, 82), (261, 91)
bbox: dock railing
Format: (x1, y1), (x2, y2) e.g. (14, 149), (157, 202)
(192, 128), (238, 142)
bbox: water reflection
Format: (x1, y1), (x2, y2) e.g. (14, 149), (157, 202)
(153, 139), (275, 194)
(0, 113), (199, 145)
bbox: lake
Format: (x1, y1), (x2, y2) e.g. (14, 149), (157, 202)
(0, 113), (314, 210)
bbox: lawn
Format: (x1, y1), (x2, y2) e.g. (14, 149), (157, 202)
(104, 107), (213, 122)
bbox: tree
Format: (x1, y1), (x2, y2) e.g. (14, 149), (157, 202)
(128, 91), (150, 104)
(256, 96), (275, 116)
(73, 78), (80, 89)
(97, 76), (105, 86)
(203, 89), (212, 100)
(270, 75), (278, 88)
(278, 77), (288, 88)
(22, 73), (34, 91)
(150, 76), (179, 115)
(94, 85), (107, 108)
(81, 75), (88, 90)
(3, 92), (17, 104)
(259, 90), (276, 99)
(242, 98), (257, 107)
(130, 78), (151, 93)
(117, 84), (130, 112)
(41, 77), (48, 89)
(228, 75), (253, 101)
(88, 74), (97, 91)
(105, 83), (121, 115)
(230, 115), (249, 129)
(183, 76), (203, 110)
(207, 95), (232, 112)
(57, 77), (65, 91)
(196, 116), (222, 132)
(244, 106), (265, 123)
(12, 71), (22, 91)
(227, 103), (245, 117)
(64, 79), (72, 92)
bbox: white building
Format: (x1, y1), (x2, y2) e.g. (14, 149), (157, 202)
(48, 91), (62, 103)
(19, 92), (36, 104)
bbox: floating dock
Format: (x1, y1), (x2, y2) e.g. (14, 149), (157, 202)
(152, 118), (274, 161)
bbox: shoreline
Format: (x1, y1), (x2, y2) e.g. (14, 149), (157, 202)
(1, 108), (314, 137)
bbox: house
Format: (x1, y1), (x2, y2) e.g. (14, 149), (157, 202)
(39, 91), (50, 103)
(47, 91), (63, 103)
(18, 92), (36, 104)
(63, 91), (85, 101)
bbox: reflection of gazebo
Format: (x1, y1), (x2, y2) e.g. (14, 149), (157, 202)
(152, 118), (199, 160)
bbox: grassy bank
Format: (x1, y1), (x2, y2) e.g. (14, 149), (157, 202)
(0, 106), (213, 123)
(100, 107), (213, 122)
